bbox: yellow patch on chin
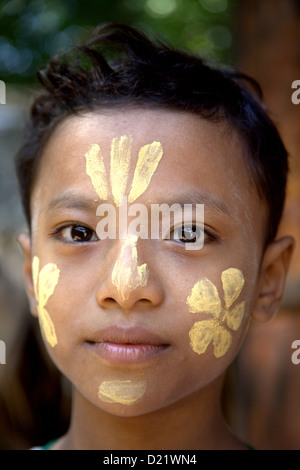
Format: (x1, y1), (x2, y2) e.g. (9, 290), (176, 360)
(98, 380), (147, 405)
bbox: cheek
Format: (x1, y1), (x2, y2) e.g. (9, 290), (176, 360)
(31, 257), (87, 362)
(32, 256), (60, 348)
(185, 268), (248, 360)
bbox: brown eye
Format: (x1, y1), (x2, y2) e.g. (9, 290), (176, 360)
(171, 225), (201, 244)
(60, 225), (98, 243)
(169, 224), (216, 245)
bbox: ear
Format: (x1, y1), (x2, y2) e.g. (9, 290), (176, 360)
(251, 236), (295, 323)
(17, 232), (38, 316)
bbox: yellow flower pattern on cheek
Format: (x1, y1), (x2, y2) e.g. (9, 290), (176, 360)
(187, 268), (245, 358)
(32, 256), (60, 348)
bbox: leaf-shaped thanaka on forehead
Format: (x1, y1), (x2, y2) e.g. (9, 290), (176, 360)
(111, 234), (148, 301)
(187, 268), (245, 358)
(85, 136), (164, 206)
(110, 135), (133, 206)
(128, 141), (163, 203)
(85, 143), (108, 200)
(32, 256), (60, 348)
(98, 380), (147, 405)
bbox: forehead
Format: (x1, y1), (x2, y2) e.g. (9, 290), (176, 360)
(34, 107), (252, 194)
(31, 107), (266, 241)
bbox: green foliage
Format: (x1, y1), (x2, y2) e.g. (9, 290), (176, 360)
(0, 0), (237, 85)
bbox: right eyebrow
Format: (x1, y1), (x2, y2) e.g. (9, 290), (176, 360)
(46, 191), (101, 214)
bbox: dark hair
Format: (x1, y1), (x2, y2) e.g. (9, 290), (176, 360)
(15, 22), (288, 244)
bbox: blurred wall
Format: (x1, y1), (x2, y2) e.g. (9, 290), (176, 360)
(228, 0), (300, 450)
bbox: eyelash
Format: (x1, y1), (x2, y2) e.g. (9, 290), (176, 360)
(50, 223), (218, 246)
(50, 223), (99, 244)
(168, 224), (217, 245)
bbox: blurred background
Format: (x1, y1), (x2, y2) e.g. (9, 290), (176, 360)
(0, 0), (299, 449)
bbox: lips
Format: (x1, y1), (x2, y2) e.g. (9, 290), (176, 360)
(86, 326), (170, 364)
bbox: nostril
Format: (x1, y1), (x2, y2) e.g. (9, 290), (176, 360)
(104, 297), (117, 305)
(106, 297), (150, 303)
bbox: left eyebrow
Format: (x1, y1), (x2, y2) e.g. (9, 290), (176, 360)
(155, 189), (231, 218)
(47, 191), (100, 214)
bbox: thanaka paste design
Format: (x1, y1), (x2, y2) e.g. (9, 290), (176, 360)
(98, 379), (147, 405)
(187, 268), (245, 358)
(32, 256), (60, 348)
(84, 135), (163, 206)
(111, 234), (148, 301)
(84, 135), (163, 300)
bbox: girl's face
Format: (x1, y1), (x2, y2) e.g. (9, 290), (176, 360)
(23, 108), (267, 416)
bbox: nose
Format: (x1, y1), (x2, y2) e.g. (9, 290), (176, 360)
(112, 234), (148, 301)
(96, 234), (164, 310)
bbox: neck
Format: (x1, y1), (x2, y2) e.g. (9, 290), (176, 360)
(57, 376), (244, 450)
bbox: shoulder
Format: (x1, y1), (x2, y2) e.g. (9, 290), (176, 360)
(29, 438), (58, 450)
